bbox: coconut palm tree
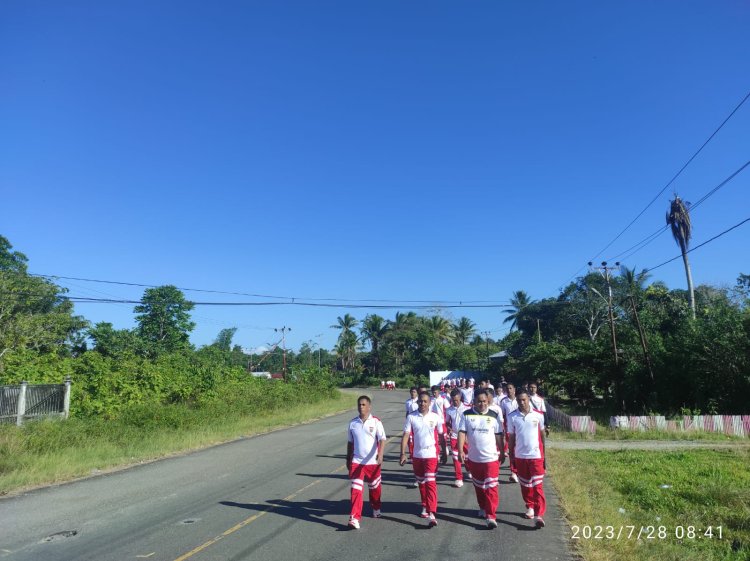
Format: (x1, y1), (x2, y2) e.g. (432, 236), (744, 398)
(666, 196), (696, 319)
(619, 265), (651, 298)
(453, 317), (476, 345)
(425, 315), (453, 344)
(503, 290), (535, 331)
(331, 314), (359, 371)
(360, 314), (388, 375)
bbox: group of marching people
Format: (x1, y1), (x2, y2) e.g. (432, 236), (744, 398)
(346, 379), (549, 531)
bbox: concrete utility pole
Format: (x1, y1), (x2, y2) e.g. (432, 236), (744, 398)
(274, 326), (291, 380)
(482, 331), (491, 372)
(314, 333), (323, 369)
(589, 261), (620, 365)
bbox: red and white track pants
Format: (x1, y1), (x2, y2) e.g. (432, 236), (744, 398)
(349, 463), (382, 521)
(412, 457), (438, 514)
(515, 457), (546, 517)
(466, 459), (499, 520)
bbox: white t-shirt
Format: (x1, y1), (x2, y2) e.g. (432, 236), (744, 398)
(458, 408), (502, 463)
(445, 403), (468, 440)
(530, 394), (547, 413)
(403, 411), (444, 459)
(459, 387), (474, 405)
(500, 396), (518, 426)
(348, 414), (387, 465)
(507, 409), (545, 460)
(430, 395), (449, 418)
(405, 397), (418, 415)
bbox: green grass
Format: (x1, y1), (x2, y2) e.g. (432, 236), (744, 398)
(0, 388), (357, 496)
(550, 426), (747, 442)
(548, 448), (750, 561)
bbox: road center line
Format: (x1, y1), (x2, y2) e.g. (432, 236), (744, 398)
(173, 465), (347, 561)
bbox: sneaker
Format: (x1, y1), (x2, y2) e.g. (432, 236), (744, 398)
(428, 513), (438, 527)
(373, 509), (382, 518)
(477, 509), (486, 518)
(535, 516), (545, 529)
(411, 480), (419, 488)
(348, 518), (360, 530)
(486, 518), (498, 529)
(509, 473), (519, 483)
(524, 507), (534, 519)
(420, 507), (429, 518)
(454, 479), (464, 488)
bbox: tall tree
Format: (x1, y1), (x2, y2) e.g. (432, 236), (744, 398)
(503, 290), (535, 331)
(213, 327), (238, 352)
(453, 317), (476, 345)
(360, 314), (387, 375)
(0, 236), (87, 366)
(666, 196), (696, 319)
(134, 285), (195, 355)
(331, 314), (359, 371)
(425, 315), (453, 344)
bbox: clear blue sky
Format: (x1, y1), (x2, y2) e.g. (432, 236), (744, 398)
(2, 1), (749, 352)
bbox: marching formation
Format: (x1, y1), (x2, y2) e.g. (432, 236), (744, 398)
(345, 380), (548, 531)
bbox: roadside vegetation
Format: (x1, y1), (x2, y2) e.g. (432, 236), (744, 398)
(0, 385), (353, 496)
(550, 427), (748, 442)
(548, 448), (750, 561)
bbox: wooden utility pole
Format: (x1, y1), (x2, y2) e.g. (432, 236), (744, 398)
(629, 295), (655, 382)
(274, 326), (291, 380)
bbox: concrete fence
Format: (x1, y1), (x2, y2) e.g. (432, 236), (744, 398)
(0, 378), (72, 426)
(547, 403), (597, 434)
(609, 414), (750, 437)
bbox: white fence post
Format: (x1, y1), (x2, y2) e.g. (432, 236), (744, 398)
(63, 376), (72, 419)
(16, 381), (28, 426)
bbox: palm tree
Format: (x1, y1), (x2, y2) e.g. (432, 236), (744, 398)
(331, 314), (359, 371)
(360, 314), (388, 374)
(619, 265), (651, 298)
(331, 313), (358, 334)
(453, 317), (476, 345)
(666, 196), (696, 319)
(425, 315), (453, 344)
(503, 290), (535, 331)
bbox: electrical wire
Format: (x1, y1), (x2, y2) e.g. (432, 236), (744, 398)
(645, 216), (750, 272)
(588, 88), (750, 262)
(30, 273), (508, 306)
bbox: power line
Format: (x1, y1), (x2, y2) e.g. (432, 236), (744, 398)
(588, 88), (750, 262)
(605, 157), (750, 264)
(561, 89), (750, 285)
(645, 216), (750, 273)
(61, 297), (515, 309)
(31, 273), (507, 306)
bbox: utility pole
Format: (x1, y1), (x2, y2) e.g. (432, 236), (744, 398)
(589, 261), (624, 412)
(629, 294), (655, 382)
(274, 326), (291, 380)
(315, 333), (323, 369)
(536, 319), (542, 344)
(482, 331), (491, 373)
(589, 261), (620, 365)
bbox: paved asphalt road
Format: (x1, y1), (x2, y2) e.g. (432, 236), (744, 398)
(0, 390), (573, 561)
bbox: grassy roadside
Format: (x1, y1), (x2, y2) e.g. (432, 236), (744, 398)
(548, 447), (750, 561)
(550, 427), (747, 442)
(0, 388), (358, 497)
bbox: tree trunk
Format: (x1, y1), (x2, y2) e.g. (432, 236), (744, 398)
(681, 249), (696, 319)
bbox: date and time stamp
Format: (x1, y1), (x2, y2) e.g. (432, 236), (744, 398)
(571, 525), (725, 541)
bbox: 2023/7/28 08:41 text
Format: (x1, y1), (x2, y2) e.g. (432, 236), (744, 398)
(571, 525), (724, 540)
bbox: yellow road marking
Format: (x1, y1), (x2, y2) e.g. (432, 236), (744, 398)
(173, 464), (346, 561)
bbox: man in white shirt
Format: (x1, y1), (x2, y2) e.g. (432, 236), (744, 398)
(346, 395), (387, 530)
(529, 382), (550, 437)
(500, 383), (520, 482)
(460, 379), (474, 406)
(507, 390), (547, 529)
(458, 389), (505, 529)
(400, 391), (444, 527)
(445, 388), (469, 487)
